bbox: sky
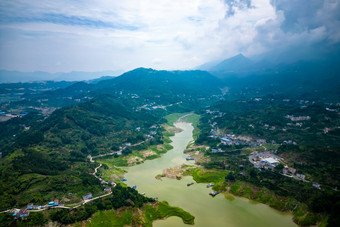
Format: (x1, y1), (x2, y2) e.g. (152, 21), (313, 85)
(0, 0), (339, 73)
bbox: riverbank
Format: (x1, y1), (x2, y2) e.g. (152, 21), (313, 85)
(63, 115), (298, 227)
(124, 120), (297, 227)
(158, 160), (327, 226)
(94, 114), (194, 182)
(73, 201), (194, 227)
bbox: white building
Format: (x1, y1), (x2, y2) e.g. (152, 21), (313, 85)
(262, 157), (280, 166)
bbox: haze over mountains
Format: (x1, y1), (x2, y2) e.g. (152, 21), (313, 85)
(1, 1), (340, 226)
(0, 70), (122, 83)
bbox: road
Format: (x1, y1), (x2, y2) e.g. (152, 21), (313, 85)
(89, 138), (150, 160)
(72, 192), (113, 209)
(1, 133), (151, 214)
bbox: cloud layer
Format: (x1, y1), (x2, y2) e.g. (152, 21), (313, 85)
(0, 0), (339, 72)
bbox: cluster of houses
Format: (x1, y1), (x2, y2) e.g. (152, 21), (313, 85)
(282, 167), (318, 187)
(136, 102), (165, 111)
(12, 209), (29, 219)
(11, 199), (62, 219)
(286, 115), (311, 121)
(136, 101), (182, 112)
(210, 129), (268, 149)
(249, 151), (282, 170)
(91, 171), (117, 186)
(82, 193), (93, 201)
(249, 152), (322, 189)
(12, 189), (114, 219)
(325, 107), (339, 112)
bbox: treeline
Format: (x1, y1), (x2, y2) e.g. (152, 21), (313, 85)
(194, 94), (340, 226)
(0, 184), (154, 226)
(206, 96), (340, 146)
(50, 184), (154, 224)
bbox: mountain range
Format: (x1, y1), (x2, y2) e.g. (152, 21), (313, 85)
(0, 70), (122, 83)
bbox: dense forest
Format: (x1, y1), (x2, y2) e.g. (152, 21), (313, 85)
(195, 94), (340, 226)
(1, 66), (340, 226)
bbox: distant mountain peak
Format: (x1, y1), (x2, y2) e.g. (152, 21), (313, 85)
(233, 53), (246, 58)
(218, 53), (251, 64)
(207, 53), (253, 73)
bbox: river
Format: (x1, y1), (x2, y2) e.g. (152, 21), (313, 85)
(124, 121), (297, 227)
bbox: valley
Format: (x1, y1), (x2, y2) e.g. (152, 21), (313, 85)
(0, 64), (339, 227)
(1, 1), (340, 226)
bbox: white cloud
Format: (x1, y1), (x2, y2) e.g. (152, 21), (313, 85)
(0, 0), (339, 73)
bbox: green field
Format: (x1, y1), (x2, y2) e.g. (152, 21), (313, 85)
(143, 201), (195, 226)
(165, 113), (190, 126)
(76, 201), (194, 227)
(86, 210), (132, 227)
(164, 112), (200, 141)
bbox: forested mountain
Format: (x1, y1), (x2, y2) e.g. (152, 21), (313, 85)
(0, 94), (163, 210)
(1, 65), (339, 226)
(0, 68), (222, 211)
(95, 68), (222, 99)
(200, 54), (340, 100)
(0, 70), (120, 83)
(199, 54), (254, 73)
(4, 68), (223, 109)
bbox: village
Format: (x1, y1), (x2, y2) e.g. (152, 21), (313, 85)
(204, 108), (323, 191)
(4, 170), (115, 220)
(208, 127), (269, 153)
(248, 150), (322, 190)
(2, 142), (123, 221)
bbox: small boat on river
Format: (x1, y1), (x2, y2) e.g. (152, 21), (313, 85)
(187, 182), (194, 186)
(207, 183), (214, 188)
(209, 191), (219, 197)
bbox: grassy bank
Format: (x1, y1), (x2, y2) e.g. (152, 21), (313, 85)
(143, 201), (195, 226)
(165, 112), (200, 141)
(183, 165), (328, 227)
(183, 167), (228, 185)
(73, 201), (194, 227)
(85, 210), (132, 227)
(165, 113), (190, 126)
(180, 113), (200, 141)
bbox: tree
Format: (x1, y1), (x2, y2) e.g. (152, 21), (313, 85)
(275, 163), (284, 170)
(225, 172), (235, 182)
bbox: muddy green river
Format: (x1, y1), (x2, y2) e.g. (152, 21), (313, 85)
(125, 122), (297, 227)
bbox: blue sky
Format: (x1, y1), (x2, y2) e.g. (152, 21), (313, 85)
(0, 0), (339, 73)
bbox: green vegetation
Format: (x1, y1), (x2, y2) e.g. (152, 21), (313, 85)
(184, 168), (227, 184)
(181, 113), (201, 140)
(87, 210), (132, 227)
(0, 212), (48, 227)
(97, 163), (126, 181)
(143, 201), (195, 226)
(195, 95), (340, 226)
(79, 201), (195, 227)
(47, 184), (154, 225)
(1, 66), (340, 227)
(165, 113), (190, 126)
(0, 94), (167, 210)
(0, 148), (104, 210)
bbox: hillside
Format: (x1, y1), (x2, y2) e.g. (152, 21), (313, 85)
(95, 68), (222, 101)
(0, 94), (163, 210)
(0, 67), (225, 211)
(195, 94), (340, 226)
(200, 54), (254, 73)
(200, 54), (340, 101)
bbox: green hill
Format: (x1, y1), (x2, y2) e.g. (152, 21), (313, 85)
(0, 94), (163, 210)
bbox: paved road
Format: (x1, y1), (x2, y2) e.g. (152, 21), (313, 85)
(1, 133), (152, 214)
(72, 192), (113, 209)
(90, 139), (150, 160)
